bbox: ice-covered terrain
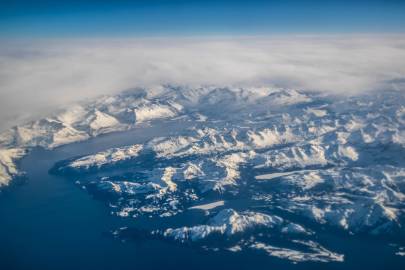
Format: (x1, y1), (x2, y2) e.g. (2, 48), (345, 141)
(1, 85), (405, 263)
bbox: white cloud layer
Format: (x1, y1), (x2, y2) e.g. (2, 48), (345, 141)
(0, 35), (405, 130)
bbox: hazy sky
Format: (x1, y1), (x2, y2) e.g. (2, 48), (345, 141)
(0, 1), (405, 131)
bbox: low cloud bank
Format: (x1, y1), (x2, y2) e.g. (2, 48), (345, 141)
(0, 35), (405, 130)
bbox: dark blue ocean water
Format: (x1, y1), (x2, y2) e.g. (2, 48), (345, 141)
(0, 124), (404, 270)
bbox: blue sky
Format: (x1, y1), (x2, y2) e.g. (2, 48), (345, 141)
(1, 0), (405, 37)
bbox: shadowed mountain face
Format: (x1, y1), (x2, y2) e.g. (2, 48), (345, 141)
(1, 86), (405, 264)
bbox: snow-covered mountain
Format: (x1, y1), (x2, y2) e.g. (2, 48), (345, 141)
(1, 85), (404, 262)
(0, 85), (315, 185)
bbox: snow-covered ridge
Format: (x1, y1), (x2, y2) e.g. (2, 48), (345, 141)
(162, 209), (284, 241)
(160, 209), (341, 263)
(56, 144), (143, 172)
(0, 148), (26, 186)
(250, 241), (344, 263)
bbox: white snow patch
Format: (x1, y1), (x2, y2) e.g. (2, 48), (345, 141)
(255, 171), (306, 181)
(189, 200), (225, 210)
(88, 110), (123, 135)
(305, 108), (328, 117)
(134, 104), (178, 123)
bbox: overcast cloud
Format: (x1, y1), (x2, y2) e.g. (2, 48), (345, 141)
(0, 35), (405, 130)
